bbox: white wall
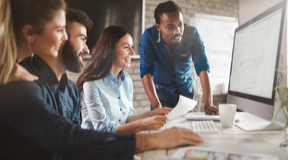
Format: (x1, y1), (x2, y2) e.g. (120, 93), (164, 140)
(239, 0), (284, 25)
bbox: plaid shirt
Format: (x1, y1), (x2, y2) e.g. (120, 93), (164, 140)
(20, 55), (81, 125)
(0, 80), (136, 160)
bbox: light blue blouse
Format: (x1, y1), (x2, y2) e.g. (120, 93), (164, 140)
(81, 70), (134, 133)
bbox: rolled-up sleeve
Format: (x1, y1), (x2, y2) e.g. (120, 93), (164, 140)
(139, 29), (155, 77)
(191, 28), (210, 76)
(83, 81), (119, 133)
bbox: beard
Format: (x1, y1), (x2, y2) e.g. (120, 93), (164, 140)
(169, 34), (182, 49)
(169, 41), (182, 49)
(62, 41), (84, 73)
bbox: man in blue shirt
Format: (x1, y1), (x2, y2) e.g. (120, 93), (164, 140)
(140, 1), (218, 115)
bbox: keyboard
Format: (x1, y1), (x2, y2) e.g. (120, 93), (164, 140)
(191, 120), (219, 133)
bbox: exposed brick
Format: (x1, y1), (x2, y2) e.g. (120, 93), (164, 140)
(130, 75), (141, 81)
(149, 6), (156, 11)
(134, 94), (147, 100)
(222, 5), (228, 11)
(214, 3), (222, 9)
(188, 0), (199, 5)
(133, 81), (144, 88)
(133, 101), (139, 107)
(198, 1), (206, 6)
(134, 88), (146, 94)
(124, 68), (134, 74)
(133, 68), (141, 74)
(139, 100), (150, 107)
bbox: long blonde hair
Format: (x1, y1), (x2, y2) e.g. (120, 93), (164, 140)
(0, 0), (17, 84)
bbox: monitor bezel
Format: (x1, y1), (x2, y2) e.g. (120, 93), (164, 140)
(227, 0), (286, 106)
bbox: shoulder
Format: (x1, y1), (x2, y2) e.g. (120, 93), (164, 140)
(19, 57), (37, 75)
(184, 25), (198, 37)
(142, 26), (159, 41)
(0, 81), (44, 104)
(67, 79), (80, 93)
(83, 80), (101, 89)
(0, 80), (42, 92)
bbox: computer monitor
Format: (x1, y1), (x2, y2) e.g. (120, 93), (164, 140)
(227, 1), (287, 131)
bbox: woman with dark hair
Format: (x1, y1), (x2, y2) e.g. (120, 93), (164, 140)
(77, 26), (173, 133)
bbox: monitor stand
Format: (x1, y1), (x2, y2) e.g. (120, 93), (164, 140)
(234, 97), (287, 131)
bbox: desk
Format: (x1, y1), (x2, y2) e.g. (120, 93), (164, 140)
(135, 112), (288, 160)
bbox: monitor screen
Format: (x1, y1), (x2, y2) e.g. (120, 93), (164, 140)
(227, 1), (286, 121)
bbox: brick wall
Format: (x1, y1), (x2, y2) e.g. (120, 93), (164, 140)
(69, 0), (239, 115)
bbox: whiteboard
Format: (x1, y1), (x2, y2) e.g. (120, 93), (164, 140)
(190, 14), (239, 94)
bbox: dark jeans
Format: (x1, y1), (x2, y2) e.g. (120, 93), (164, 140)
(150, 88), (194, 110)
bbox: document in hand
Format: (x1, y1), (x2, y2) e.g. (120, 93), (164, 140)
(166, 95), (197, 121)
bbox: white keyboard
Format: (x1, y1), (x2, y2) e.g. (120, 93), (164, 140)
(191, 120), (219, 133)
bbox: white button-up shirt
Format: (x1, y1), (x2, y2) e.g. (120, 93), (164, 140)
(81, 70), (134, 133)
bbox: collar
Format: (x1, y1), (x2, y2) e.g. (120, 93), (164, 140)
(104, 69), (126, 85)
(31, 55), (68, 91)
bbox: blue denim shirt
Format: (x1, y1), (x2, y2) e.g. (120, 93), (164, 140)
(20, 55), (81, 125)
(81, 70), (134, 133)
(139, 25), (210, 98)
(0, 81), (136, 160)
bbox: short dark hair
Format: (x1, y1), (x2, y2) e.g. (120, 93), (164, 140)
(154, 1), (182, 24)
(66, 8), (93, 32)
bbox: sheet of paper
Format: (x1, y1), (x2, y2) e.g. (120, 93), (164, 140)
(166, 95), (197, 121)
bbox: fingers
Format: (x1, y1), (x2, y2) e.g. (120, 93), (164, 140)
(26, 74), (38, 81)
(177, 128), (204, 146)
(205, 107), (219, 115)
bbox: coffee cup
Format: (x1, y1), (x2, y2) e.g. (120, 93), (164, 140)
(219, 104), (237, 128)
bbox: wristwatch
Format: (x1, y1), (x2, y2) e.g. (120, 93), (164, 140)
(204, 104), (211, 110)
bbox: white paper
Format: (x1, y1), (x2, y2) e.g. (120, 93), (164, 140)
(165, 146), (278, 160)
(166, 95), (197, 120)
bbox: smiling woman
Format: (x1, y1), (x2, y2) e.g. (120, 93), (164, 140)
(0, 0), (67, 85)
(76, 26), (172, 134)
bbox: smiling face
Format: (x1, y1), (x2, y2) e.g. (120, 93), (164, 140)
(112, 33), (135, 70)
(32, 9), (67, 58)
(155, 11), (184, 49)
(62, 22), (89, 73)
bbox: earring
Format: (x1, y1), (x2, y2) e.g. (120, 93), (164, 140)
(156, 32), (161, 43)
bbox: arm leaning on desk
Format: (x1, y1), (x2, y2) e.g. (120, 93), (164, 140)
(137, 112), (288, 160)
(0, 81), (135, 160)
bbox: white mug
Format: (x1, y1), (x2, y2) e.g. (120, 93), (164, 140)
(219, 104), (237, 128)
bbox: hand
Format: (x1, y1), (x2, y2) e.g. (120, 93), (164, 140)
(150, 107), (173, 116)
(139, 116), (167, 131)
(8, 64), (38, 83)
(151, 127), (204, 149)
(205, 106), (219, 115)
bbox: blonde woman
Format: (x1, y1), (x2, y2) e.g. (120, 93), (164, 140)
(0, 0), (38, 84)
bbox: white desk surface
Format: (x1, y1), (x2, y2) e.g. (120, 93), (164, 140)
(135, 112), (288, 160)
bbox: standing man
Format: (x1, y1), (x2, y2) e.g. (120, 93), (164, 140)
(140, 1), (218, 115)
(20, 8), (92, 125)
